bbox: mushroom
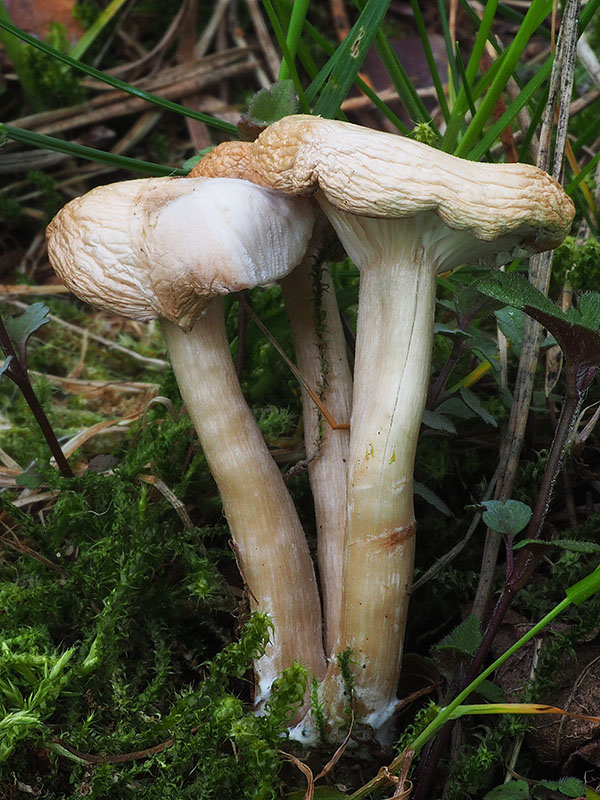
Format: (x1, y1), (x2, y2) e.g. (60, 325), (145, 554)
(280, 233), (352, 658)
(190, 157), (354, 666)
(194, 115), (575, 733)
(46, 175), (326, 704)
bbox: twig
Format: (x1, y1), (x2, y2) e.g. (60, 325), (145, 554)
(471, 0), (580, 621)
(0, 315), (73, 478)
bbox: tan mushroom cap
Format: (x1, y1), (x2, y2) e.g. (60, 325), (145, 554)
(46, 176), (315, 330)
(192, 115), (574, 258)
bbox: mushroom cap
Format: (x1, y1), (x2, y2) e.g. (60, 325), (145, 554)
(46, 176), (315, 330)
(195, 115), (574, 262)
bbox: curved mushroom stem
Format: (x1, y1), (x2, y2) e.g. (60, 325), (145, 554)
(161, 301), (326, 704)
(281, 246), (352, 658)
(319, 210), (439, 735)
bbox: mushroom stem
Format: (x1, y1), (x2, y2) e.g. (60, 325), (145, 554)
(320, 210), (438, 732)
(161, 301), (326, 703)
(281, 248), (352, 657)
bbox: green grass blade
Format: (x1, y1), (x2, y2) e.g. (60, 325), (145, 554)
(451, 0), (553, 157)
(70, 0), (129, 61)
(277, 0), (309, 81)
(0, 18), (238, 134)
(460, 0), (518, 49)
(566, 150), (600, 195)
(443, 0), (499, 150)
(351, 76), (411, 133)
(368, 22), (434, 127)
(580, 0), (600, 31)
(436, 0), (460, 102)
(469, 48), (506, 101)
(312, 0), (391, 119)
(467, 56), (552, 161)
(1, 124), (187, 176)
(261, 0), (310, 111)
(272, 0), (319, 79)
(282, 0), (407, 131)
(409, 0), (450, 121)
(573, 112), (600, 154)
(517, 89), (548, 161)
(455, 43), (477, 120)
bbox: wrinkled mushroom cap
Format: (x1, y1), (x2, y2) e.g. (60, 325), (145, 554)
(47, 176), (315, 330)
(193, 115), (575, 263)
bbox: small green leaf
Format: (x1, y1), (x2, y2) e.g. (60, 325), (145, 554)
(480, 499), (532, 536)
(513, 538), (600, 554)
(435, 614), (482, 656)
(549, 777), (586, 798)
(436, 398), (476, 419)
(577, 292), (600, 330)
(422, 410), (456, 433)
(483, 780), (530, 800)
(535, 780), (562, 794)
(414, 481), (452, 516)
(476, 272), (600, 393)
(475, 679), (505, 703)
(4, 303), (50, 354)
(181, 147), (213, 173)
(15, 469), (44, 489)
(460, 387), (498, 427)
(434, 323), (468, 335)
(495, 306), (525, 355)
(246, 80), (298, 126)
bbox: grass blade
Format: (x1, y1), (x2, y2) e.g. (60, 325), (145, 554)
(277, 0), (309, 81)
(368, 21), (434, 128)
(517, 89), (548, 161)
(467, 56), (552, 161)
(409, 0), (450, 121)
(566, 150), (600, 195)
(443, 0), (499, 151)
(451, 0), (553, 157)
(70, 0), (129, 61)
(261, 0), (310, 112)
(0, 18), (238, 135)
(580, 0), (600, 31)
(312, 0), (391, 119)
(436, 0), (460, 102)
(276, 0), (408, 131)
(1, 124), (187, 176)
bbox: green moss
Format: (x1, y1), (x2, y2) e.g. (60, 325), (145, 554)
(24, 24), (85, 108)
(551, 236), (600, 292)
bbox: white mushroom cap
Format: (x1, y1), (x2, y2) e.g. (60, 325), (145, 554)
(194, 115), (575, 262)
(47, 176), (315, 330)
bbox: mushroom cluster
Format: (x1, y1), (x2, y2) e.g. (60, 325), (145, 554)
(46, 116), (574, 741)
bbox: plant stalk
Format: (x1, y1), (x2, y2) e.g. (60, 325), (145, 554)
(0, 316), (73, 478)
